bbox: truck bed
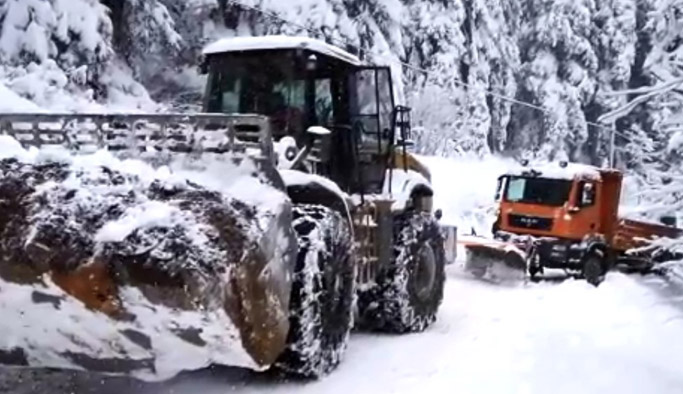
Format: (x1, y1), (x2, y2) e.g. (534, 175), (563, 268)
(612, 218), (683, 253)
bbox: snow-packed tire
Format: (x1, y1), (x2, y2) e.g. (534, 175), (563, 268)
(275, 204), (355, 378)
(358, 211), (446, 333)
(582, 250), (606, 287)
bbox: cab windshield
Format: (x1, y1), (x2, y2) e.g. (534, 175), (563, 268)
(205, 51), (335, 136)
(504, 176), (572, 207)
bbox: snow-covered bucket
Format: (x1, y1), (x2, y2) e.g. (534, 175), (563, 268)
(0, 140), (297, 381)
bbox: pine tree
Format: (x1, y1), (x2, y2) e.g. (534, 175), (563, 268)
(111, 0), (182, 82)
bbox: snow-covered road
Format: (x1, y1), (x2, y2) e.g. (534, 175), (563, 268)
(2, 154), (683, 393)
(3, 267), (683, 394)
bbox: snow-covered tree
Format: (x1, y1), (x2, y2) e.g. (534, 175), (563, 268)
(581, 0), (638, 164)
(506, 0), (599, 162)
(0, 0), (112, 65)
(112, 0), (182, 79)
(0, 0), (155, 110)
(593, 0), (683, 254)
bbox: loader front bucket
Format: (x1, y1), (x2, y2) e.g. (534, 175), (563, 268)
(461, 237), (527, 281)
(0, 155), (297, 381)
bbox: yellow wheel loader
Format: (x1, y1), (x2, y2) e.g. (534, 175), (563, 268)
(0, 36), (451, 381)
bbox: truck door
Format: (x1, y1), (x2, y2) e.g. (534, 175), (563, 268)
(570, 180), (602, 237)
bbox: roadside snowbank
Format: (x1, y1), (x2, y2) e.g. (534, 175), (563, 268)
(0, 83), (44, 112)
(111, 268), (683, 394)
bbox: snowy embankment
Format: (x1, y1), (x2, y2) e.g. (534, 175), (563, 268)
(418, 154), (515, 236)
(0, 137), (294, 381)
(24, 268), (680, 394)
(0, 83), (44, 112)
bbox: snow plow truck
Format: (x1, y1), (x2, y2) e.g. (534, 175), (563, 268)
(463, 161), (683, 286)
(0, 36), (450, 381)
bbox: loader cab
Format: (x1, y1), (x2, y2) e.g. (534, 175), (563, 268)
(201, 36), (408, 194)
(494, 163), (623, 242)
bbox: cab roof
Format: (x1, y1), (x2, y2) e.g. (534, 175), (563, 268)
(202, 35), (363, 66)
(504, 162), (621, 181)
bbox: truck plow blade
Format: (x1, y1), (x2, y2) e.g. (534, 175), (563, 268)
(0, 148), (295, 381)
(460, 237), (527, 282)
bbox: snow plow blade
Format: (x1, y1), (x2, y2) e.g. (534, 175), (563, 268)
(461, 236), (527, 281)
(0, 113), (296, 381)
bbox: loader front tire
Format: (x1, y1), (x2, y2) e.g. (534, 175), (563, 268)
(358, 212), (446, 333)
(275, 204), (355, 378)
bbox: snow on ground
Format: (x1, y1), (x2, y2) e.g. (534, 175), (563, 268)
(159, 269), (683, 394)
(3, 155), (683, 393)
(4, 267), (683, 394)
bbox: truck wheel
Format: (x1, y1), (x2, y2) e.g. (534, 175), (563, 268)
(275, 204), (355, 378)
(528, 249), (542, 281)
(358, 212), (446, 333)
(470, 266), (487, 278)
(582, 251), (605, 287)
(465, 249), (488, 278)
(528, 265), (541, 281)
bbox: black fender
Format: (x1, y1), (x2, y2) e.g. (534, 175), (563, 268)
(280, 170), (352, 226)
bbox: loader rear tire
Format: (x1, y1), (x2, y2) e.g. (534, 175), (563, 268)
(357, 211), (446, 333)
(275, 204), (355, 378)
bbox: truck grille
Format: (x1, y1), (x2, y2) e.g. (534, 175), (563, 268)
(508, 214), (553, 231)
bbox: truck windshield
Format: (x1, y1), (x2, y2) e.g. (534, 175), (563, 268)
(505, 176), (572, 206)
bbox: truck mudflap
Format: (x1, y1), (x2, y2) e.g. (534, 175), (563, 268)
(442, 225), (458, 264)
(0, 137), (297, 381)
(460, 236), (527, 280)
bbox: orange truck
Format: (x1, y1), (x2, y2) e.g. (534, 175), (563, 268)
(464, 161), (683, 285)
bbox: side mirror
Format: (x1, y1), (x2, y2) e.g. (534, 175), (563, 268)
(435, 209), (443, 221)
(580, 182), (596, 206)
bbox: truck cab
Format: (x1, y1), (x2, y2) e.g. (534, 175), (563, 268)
(486, 162), (624, 281)
(466, 161), (683, 285)
(494, 162), (623, 244)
